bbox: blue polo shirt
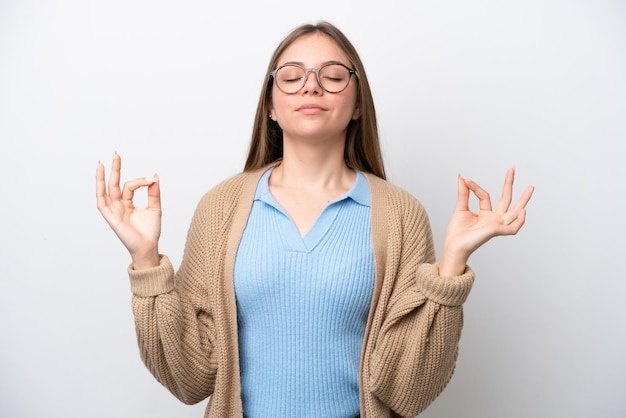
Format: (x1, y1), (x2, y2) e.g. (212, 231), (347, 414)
(234, 167), (374, 418)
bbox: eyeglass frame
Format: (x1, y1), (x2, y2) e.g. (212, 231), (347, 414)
(268, 62), (359, 94)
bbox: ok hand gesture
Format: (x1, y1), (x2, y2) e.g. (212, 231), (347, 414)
(96, 153), (162, 269)
(438, 168), (535, 277)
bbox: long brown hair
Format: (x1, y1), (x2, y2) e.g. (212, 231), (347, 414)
(243, 21), (386, 179)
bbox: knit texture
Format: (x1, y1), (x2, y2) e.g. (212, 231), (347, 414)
(128, 165), (475, 418)
(233, 169), (373, 417)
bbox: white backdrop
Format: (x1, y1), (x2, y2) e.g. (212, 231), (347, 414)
(1, 1), (624, 417)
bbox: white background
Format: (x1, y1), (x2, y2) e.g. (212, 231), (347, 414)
(1, 1), (624, 417)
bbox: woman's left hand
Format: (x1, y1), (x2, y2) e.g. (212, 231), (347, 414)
(438, 167), (535, 277)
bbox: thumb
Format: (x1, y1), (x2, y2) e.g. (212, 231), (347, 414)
(146, 174), (161, 210)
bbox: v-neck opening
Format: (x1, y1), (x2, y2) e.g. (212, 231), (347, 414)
(261, 192), (347, 253)
(254, 168), (368, 253)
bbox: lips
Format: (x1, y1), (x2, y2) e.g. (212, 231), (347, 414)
(297, 103), (323, 110)
(296, 103), (326, 115)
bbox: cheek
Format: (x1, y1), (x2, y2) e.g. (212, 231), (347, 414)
(345, 92), (360, 120)
(351, 107), (361, 120)
(269, 92), (286, 116)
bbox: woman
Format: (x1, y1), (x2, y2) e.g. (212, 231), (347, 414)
(96, 21), (534, 418)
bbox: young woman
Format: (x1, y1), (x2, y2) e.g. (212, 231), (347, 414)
(96, 21), (534, 418)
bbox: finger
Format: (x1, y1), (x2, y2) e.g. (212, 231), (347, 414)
(146, 174), (161, 210)
(96, 161), (120, 224)
(495, 167), (515, 213)
(108, 152), (122, 200)
(121, 177), (158, 202)
(510, 184), (535, 213)
(454, 174), (471, 212)
(502, 208), (527, 235)
(96, 161), (109, 210)
(463, 177), (492, 212)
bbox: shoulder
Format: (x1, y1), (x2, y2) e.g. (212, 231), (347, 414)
(202, 167), (268, 203)
(363, 173), (428, 219)
(192, 166), (269, 220)
(364, 173), (436, 268)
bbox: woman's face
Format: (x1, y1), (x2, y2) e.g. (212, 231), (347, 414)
(269, 33), (360, 145)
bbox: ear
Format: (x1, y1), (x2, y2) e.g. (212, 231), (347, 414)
(351, 106), (361, 120)
(268, 105), (276, 121)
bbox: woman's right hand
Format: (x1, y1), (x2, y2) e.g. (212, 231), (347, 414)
(96, 153), (162, 269)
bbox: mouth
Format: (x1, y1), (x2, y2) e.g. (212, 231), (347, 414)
(296, 103), (326, 115)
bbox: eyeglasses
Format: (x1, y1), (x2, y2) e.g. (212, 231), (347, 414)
(269, 63), (358, 94)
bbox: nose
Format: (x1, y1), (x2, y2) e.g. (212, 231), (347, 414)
(301, 69), (322, 94)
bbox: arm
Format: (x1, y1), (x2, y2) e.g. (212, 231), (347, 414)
(369, 170), (533, 416)
(369, 197), (474, 417)
(370, 263), (474, 417)
(96, 154), (218, 403)
(129, 253), (218, 404)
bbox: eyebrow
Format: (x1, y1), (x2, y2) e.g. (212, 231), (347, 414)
(280, 60), (349, 67)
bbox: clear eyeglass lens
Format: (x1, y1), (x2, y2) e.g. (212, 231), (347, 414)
(275, 64), (351, 93)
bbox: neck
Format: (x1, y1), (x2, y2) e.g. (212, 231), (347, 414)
(272, 138), (353, 189)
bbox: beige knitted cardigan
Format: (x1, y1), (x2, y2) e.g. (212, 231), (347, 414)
(128, 166), (475, 418)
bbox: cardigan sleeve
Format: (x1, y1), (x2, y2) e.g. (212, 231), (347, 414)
(128, 192), (222, 405)
(368, 189), (475, 417)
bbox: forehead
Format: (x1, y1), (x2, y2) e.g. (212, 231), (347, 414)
(277, 33), (350, 66)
